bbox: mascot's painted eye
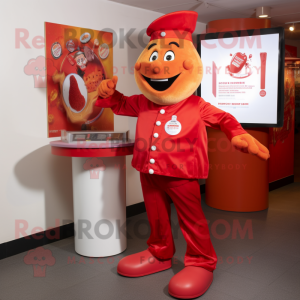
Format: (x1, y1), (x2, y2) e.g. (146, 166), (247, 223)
(164, 51), (175, 61)
(149, 51), (158, 62)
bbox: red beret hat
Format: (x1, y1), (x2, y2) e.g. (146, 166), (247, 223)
(146, 10), (198, 42)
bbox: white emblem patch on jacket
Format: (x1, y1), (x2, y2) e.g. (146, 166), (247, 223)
(165, 115), (182, 135)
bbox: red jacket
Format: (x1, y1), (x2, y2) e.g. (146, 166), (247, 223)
(96, 91), (247, 179)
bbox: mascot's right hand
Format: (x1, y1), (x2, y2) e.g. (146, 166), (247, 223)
(97, 76), (118, 98)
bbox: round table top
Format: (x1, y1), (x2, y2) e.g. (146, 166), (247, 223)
(50, 140), (134, 157)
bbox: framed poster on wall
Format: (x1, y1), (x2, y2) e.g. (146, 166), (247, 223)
(45, 22), (114, 137)
(197, 27), (285, 128)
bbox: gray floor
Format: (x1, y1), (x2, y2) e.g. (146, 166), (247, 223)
(0, 183), (300, 300)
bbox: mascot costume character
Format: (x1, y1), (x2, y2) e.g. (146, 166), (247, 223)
(95, 11), (269, 299)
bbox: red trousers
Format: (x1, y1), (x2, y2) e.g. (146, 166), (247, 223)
(140, 173), (217, 272)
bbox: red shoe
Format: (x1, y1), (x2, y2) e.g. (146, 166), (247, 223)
(168, 266), (213, 299)
(117, 249), (172, 277)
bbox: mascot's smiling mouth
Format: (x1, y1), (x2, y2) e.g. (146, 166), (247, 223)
(142, 74), (180, 91)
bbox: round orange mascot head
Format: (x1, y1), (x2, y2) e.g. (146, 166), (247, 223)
(134, 11), (203, 106)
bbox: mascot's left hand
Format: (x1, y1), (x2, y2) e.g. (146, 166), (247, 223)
(231, 134), (270, 161)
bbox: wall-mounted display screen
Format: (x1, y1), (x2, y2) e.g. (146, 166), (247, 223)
(197, 27), (284, 127)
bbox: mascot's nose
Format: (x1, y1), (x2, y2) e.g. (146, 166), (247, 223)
(183, 59), (193, 70)
(151, 61), (162, 74)
(135, 62), (141, 71)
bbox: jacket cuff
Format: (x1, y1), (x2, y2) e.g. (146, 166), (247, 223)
(225, 128), (248, 141)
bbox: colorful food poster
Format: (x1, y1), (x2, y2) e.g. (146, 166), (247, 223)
(45, 22), (114, 137)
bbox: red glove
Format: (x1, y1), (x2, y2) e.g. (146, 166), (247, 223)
(97, 76), (118, 98)
(231, 133), (270, 161)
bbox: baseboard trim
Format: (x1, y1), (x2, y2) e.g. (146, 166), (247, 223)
(126, 201), (146, 218)
(200, 184), (206, 194)
(0, 223), (74, 261)
(269, 175), (294, 192)
(0, 179), (293, 261)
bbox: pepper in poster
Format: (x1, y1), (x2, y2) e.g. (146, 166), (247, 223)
(45, 22), (114, 137)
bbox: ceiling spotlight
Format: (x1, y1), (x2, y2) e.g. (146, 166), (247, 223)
(256, 7), (271, 18)
(286, 21), (300, 30)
